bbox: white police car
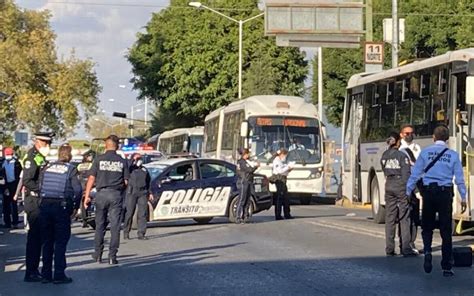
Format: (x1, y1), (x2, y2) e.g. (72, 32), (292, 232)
(145, 158), (272, 224)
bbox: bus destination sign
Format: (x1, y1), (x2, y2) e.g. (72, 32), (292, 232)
(256, 117), (315, 127)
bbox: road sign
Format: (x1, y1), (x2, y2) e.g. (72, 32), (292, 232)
(383, 18), (405, 43)
(265, 0), (364, 40)
(15, 131), (28, 146)
(364, 42), (384, 64)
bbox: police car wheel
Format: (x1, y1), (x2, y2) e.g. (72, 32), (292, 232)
(193, 217), (214, 224)
(228, 196), (254, 223)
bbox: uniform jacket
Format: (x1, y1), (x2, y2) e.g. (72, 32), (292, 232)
(272, 157), (291, 176)
(22, 146), (47, 193)
(237, 158), (257, 182)
(127, 165), (151, 196)
(406, 141), (466, 200)
(380, 147), (411, 185)
(0, 157), (22, 184)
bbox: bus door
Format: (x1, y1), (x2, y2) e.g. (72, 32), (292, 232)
(451, 71), (472, 220)
(343, 91), (364, 202)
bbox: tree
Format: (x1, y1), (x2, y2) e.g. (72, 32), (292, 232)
(128, 0), (307, 127)
(0, 0), (101, 136)
(313, 0), (474, 127)
(87, 116), (130, 139)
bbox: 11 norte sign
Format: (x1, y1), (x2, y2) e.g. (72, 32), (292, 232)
(364, 42), (384, 64)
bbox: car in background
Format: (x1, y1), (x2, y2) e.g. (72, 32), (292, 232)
(118, 143), (165, 164)
(144, 158), (272, 224)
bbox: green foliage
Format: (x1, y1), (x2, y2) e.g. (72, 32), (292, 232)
(313, 0), (474, 127)
(0, 0), (101, 136)
(128, 0), (307, 127)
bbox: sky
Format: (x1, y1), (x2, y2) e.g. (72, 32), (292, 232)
(15, 0), (170, 138)
(14, 1), (339, 142)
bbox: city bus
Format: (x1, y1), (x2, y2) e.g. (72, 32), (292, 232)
(204, 95), (325, 204)
(341, 48), (474, 226)
(157, 126), (204, 157)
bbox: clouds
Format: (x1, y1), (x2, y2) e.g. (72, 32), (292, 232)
(17, 0), (168, 117)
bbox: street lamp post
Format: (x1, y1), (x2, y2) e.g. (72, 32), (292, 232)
(189, 2), (264, 99)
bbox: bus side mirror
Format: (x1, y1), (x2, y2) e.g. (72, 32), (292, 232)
(240, 121), (248, 137)
(321, 126), (327, 140)
(466, 76), (474, 105)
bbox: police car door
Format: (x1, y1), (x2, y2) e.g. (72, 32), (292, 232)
(198, 160), (235, 206)
(153, 161), (200, 220)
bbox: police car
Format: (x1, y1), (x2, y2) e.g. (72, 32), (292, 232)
(145, 158), (272, 224)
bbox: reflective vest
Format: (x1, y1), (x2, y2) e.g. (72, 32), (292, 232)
(40, 162), (74, 199)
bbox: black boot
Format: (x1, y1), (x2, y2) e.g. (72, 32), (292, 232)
(91, 252), (103, 263)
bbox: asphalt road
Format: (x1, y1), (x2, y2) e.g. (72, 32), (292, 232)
(1, 204), (473, 296)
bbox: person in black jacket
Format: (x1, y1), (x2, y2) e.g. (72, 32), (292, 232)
(236, 148), (259, 224)
(381, 132), (417, 257)
(123, 153), (152, 240)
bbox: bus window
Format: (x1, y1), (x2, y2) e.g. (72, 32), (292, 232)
(386, 82), (394, 104)
(439, 68), (448, 94)
(420, 73), (431, 98)
(402, 78), (410, 101)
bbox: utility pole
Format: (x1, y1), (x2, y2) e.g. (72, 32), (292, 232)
(317, 47), (323, 121)
(391, 0), (398, 68)
(366, 0), (373, 42)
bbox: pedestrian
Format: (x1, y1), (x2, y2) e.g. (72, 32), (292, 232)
(399, 124), (422, 255)
(406, 125), (467, 277)
(123, 153), (153, 240)
(272, 149), (293, 220)
(22, 132), (55, 282)
(38, 144), (82, 284)
(381, 132), (417, 257)
(77, 150), (95, 228)
(1, 147), (22, 229)
(236, 148), (259, 224)
(84, 135), (129, 265)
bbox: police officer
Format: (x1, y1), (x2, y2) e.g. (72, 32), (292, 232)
(406, 125), (467, 277)
(236, 148), (259, 224)
(77, 150), (95, 228)
(123, 153), (152, 240)
(22, 132), (54, 282)
(38, 144), (82, 284)
(272, 149), (293, 220)
(381, 132), (416, 257)
(84, 135), (129, 265)
(399, 124), (422, 255)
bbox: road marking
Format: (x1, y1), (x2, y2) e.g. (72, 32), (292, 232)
(307, 219), (425, 246)
(4, 262), (25, 273)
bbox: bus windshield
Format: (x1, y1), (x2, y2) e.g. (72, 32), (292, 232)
(248, 116), (322, 165)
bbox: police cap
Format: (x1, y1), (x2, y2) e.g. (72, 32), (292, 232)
(34, 132), (55, 142)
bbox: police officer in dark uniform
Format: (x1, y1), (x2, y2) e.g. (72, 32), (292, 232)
(407, 125), (467, 276)
(77, 150), (95, 227)
(38, 144), (82, 284)
(22, 132), (54, 282)
(236, 148), (259, 224)
(380, 132), (416, 257)
(84, 135), (129, 265)
(123, 153), (152, 239)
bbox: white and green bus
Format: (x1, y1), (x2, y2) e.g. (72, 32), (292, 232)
(157, 126), (204, 157)
(204, 95), (325, 204)
(342, 48), (474, 226)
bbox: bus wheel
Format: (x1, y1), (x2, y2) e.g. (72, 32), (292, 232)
(193, 217), (214, 224)
(300, 196), (311, 205)
(371, 177), (385, 224)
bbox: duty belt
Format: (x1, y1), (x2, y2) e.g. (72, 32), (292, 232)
(386, 175), (401, 179)
(425, 182), (453, 191)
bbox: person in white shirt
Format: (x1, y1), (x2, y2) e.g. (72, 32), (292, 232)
(272, 149), (293, 220)
(399, 124), (421, 255)
(289, 137), (305, 151)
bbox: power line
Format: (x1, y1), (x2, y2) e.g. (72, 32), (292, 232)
(43, 2), (474, 17)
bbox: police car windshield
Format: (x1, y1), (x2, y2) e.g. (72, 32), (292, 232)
(145, 164), (168, 180)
